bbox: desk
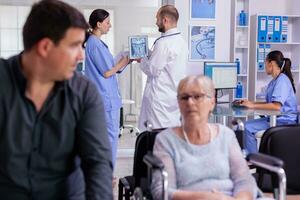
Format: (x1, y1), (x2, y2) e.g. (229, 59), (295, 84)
(213, 104), (292, 127)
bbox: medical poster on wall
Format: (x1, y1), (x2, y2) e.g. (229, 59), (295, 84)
(189, 25), (215, 61)
(190, 0), (216, 20)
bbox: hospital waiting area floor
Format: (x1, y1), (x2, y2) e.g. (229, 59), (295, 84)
(113, 124), (137, 199)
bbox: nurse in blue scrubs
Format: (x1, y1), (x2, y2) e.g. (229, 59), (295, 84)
(84, 9), (129, 168)
(240, 50), (297, 154)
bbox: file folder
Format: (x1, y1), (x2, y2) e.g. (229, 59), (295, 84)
(273, 16), (281, 42)
(257, 16), (267, 42)
(281, 16), (288, 42)
(257, 44), (265, 71)
(267, 16), (274, 42)
(264, 44), (271, 59)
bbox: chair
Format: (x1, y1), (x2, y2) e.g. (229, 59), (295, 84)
(247, 153), (286, 200)
(119, 100), (140, 137)
(118, 130), (159, 200)
(256, 124), (300, 197)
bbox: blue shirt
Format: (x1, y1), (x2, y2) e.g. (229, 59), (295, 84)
(85, 35), (122, 111)
(266, 73), (297, 122)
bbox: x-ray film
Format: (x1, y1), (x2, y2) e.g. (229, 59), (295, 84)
(128, 35), (149, 59)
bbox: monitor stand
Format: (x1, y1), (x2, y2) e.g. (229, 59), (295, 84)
(215, 89), (230, 104)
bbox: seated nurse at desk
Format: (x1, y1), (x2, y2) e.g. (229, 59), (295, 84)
(239, 50), (297, 154)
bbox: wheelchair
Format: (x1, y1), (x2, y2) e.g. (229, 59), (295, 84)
(131, 152), (287, 200)
(120, 121), (289, 200)
(118, 130), (160, 200)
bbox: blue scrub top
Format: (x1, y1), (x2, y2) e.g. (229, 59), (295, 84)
(85, 35), (122, 111)
(266, 73), (297, 122)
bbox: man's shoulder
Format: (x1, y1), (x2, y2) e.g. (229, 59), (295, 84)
(0, 56), (12, 74)
(157, 34), (187, 51)
(67, 72), (99, 98)
(0, 56), (18, 85)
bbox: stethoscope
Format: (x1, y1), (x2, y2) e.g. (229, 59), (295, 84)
(150, 32), (181, 51)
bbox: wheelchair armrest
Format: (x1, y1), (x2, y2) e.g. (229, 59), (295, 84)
(246, 153), (284, 168)
(143, 153), (164, 169)
(119, 177), (131, 190)
(143, 152), (168, 200)
(247, 153), (286, 200)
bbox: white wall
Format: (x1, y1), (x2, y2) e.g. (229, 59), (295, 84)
(250, 0), (289, 15)
(289, 0), (300, 15)
(174, 0), (232, 75)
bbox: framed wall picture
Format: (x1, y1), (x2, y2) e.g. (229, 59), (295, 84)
(190, 0), (216, 20)
(189, 25), (215, 61)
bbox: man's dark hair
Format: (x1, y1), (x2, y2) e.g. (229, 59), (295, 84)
(23, 0), (89, 50)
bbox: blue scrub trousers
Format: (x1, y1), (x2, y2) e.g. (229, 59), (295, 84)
(244, 117), (295, 154)
(105, 109), (120, 169)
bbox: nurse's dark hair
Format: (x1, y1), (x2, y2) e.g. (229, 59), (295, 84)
(23, 0), (88, 51)
(83, 9), (110, 45)
(266, 50), (296, 93)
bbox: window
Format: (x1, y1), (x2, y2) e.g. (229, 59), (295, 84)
(0, 6), (30, 58)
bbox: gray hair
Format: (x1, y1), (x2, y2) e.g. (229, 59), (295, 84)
(177, 75), (215, 97)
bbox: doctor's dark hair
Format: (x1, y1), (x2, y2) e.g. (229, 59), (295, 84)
(23, 0), (88, 51)
(266, 50), (296, 93)
(158, 5), (179, 23)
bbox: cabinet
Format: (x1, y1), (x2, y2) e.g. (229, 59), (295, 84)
(230, 0), (251, 100)
(249, 14), (300, 101)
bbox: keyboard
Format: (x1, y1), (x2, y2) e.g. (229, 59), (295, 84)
(231, 100), (248, 109)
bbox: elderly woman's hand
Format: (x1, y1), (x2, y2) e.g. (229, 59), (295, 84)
(210, 189), (235, 200)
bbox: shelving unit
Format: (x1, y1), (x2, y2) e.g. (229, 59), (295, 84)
(230, 0), (251, 100)
(249, 14), (300, 101)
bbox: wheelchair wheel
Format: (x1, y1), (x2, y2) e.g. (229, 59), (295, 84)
(133, 187), (144, 200)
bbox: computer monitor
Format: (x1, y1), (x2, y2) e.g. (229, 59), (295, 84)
(128, 35), (149, 59)
(204, 62), (238, 89)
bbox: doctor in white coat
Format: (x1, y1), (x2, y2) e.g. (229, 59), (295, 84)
(138, 5), (188, 132)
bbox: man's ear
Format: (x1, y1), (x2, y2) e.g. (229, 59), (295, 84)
(36, 38), (53, 57)
(162, 16), (168, 24)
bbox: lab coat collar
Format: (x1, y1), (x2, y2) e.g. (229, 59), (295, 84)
(162, 27), (179, 36)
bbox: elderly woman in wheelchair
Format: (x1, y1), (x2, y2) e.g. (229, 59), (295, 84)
(151, 75), (258, 200)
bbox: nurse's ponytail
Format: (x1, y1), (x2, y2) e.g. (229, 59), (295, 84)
(266, 50), (296, 93)
(82, 29), (91, 48)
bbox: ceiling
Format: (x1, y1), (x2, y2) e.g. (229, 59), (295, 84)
(0, 0), (160, 7)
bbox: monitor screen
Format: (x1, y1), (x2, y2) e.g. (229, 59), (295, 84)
(204, 62), (238, 89)
(128, 35), (149, 59)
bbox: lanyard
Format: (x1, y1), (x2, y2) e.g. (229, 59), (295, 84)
(151, 32), (181, 50)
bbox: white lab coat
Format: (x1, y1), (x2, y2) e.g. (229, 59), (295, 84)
(138, 28), (188, 131)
